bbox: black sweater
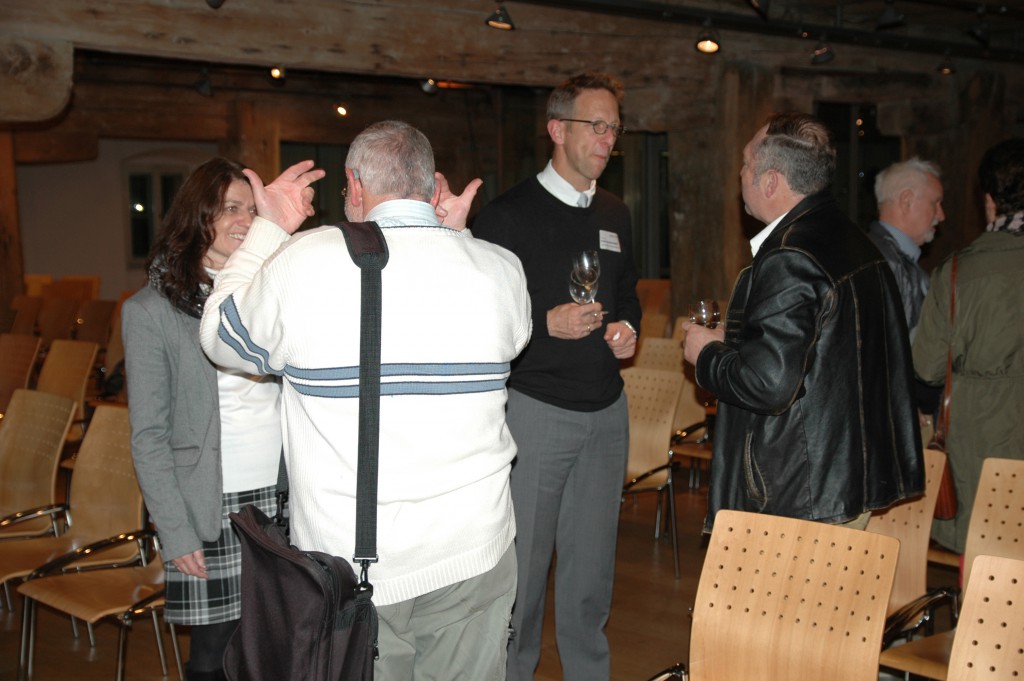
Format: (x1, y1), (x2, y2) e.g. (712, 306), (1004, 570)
(473, 177), (641, 411)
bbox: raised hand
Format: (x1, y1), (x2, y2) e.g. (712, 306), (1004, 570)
(243, 160), (326, 234)
(433, 172), (483, 231)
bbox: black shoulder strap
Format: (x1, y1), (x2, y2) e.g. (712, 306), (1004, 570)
(334, 221), (388, 583)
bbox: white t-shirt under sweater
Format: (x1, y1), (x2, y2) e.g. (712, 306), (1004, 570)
(216, 367), (281, 493)
(200, 200), (532, 606)
(205, 267), (283, 493)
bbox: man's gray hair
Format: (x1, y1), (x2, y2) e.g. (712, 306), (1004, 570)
(753, 112), (836, 196)
(874, 157), (942, 206)
(345, 120), (435, 201)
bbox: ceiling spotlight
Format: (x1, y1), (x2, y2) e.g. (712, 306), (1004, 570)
(194, 69), (213, 97)
(937, 52), (956, 75)
(486, 4), (515, 30)
(334, 103), (349, 117)
(269, 66), (286, 80)
(810, 36), (834, 64)
(206, 0), (225, 7)
(695, 20), (720, 54)
(876, 0), (905, 29)
(420, 78), (439, 95)
(748, 0), (770, 19)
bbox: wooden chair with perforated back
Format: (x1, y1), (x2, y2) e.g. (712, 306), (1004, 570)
(0, 390), (76, 542)
(0, 334), (42, 419)
(945, 554), (1024, 681)
(634, 337), (684, 372)
(17, 531), (183, 681)
(676, 509), (900, 681)
(36, 339), (99, 430)
(879, 457), (1024, 679)
(868, 448), (954, 644)
(621, 367), (685, 578)
(0, 405), (144, 616)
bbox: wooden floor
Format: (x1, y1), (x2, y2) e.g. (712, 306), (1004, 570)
(1, 466), (957, 680)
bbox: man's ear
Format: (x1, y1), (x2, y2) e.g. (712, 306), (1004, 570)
(345, 167), (362, 207)
(762, 169), (778, 198)
(898, 187), (915, 213)
(547, 118), (564, 145)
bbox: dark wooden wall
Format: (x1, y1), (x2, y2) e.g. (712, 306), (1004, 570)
(2, 0), (1022, 316)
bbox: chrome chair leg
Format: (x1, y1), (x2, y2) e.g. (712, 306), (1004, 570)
(150, 609), (168, 675)
(667, 477), (680, 579)
(168, 621), (184, 680)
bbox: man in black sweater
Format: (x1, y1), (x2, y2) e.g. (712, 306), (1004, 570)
(474, 72), (641, 681)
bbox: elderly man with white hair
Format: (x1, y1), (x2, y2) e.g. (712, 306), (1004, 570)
(867, 157), (946, 339)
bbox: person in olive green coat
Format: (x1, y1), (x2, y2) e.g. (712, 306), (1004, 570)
(912, 138), (1024, 555)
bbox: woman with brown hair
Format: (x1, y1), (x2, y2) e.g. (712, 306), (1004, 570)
(123, 158), (284, 681)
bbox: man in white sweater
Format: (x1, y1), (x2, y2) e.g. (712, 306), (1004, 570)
(200, 121), (532, 680)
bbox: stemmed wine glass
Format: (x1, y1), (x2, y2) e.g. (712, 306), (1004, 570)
(569, 250), (600, 304)
(688, 299), (721, 329)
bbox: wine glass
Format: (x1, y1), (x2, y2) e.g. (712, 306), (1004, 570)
(688, 299), (721, 328)
(571, 251), (600, 284)
(569, 277), (599, 304)
(569, 250), (600, 304)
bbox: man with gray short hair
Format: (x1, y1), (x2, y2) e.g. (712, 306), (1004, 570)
(868, 157), (945, 340)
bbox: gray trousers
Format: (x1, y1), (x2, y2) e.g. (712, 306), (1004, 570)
(374, 544), (517, 681)
(505, 389), (629, 681)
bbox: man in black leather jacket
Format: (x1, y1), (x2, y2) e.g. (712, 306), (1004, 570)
(683, 112), (924, 533)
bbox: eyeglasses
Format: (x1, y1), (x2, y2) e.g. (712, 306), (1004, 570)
(559, 118), (626, 138)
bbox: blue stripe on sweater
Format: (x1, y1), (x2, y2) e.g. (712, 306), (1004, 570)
(288, 378), (508, 398)
(218, 296), (281, 376)
(285, 362), (510, 381)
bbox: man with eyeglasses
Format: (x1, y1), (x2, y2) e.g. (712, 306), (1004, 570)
(474, 72), (641, 681)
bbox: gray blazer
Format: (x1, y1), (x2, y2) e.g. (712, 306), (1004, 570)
(123, 285), (223, 561)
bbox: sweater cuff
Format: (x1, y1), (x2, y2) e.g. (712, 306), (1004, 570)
(243, 216), (291, 257)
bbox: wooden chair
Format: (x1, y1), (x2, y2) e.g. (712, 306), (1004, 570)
(945, 554), (1024, 680)
(0, 405), (144, 613)
(0, 390), (76, 544)
(36, 339), (99, 426)
(634, 337), (684, 372)
(0, 334), (42, 419)
(42, 278), (98, 302)
(621, 367), (685, 578)
(9, 295), (43, 336)
(679, 509), (899, 681)
(35, 296), (81, 349)
(74, 298), (116, 347)
(23, 274), (54, 298)
(869, 448), (952, 644)
(879, 457), (1024, 679)
(640, 312), (671, 340)
(57, 275), (101, 300)
(18, 532), (183, 681)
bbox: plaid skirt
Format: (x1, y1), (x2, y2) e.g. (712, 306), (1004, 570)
(164, 486), (277, 625)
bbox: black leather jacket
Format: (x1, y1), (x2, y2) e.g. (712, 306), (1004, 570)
(866, 220), (929, 336)
(697, 193), (924, 532)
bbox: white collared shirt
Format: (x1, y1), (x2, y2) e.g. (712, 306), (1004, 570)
(537, 160), (597, 208)
(750, 210), (791, 257)
(365, 199), (440, 227)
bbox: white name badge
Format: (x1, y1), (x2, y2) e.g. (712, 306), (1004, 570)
(599, 230), (621, 253)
